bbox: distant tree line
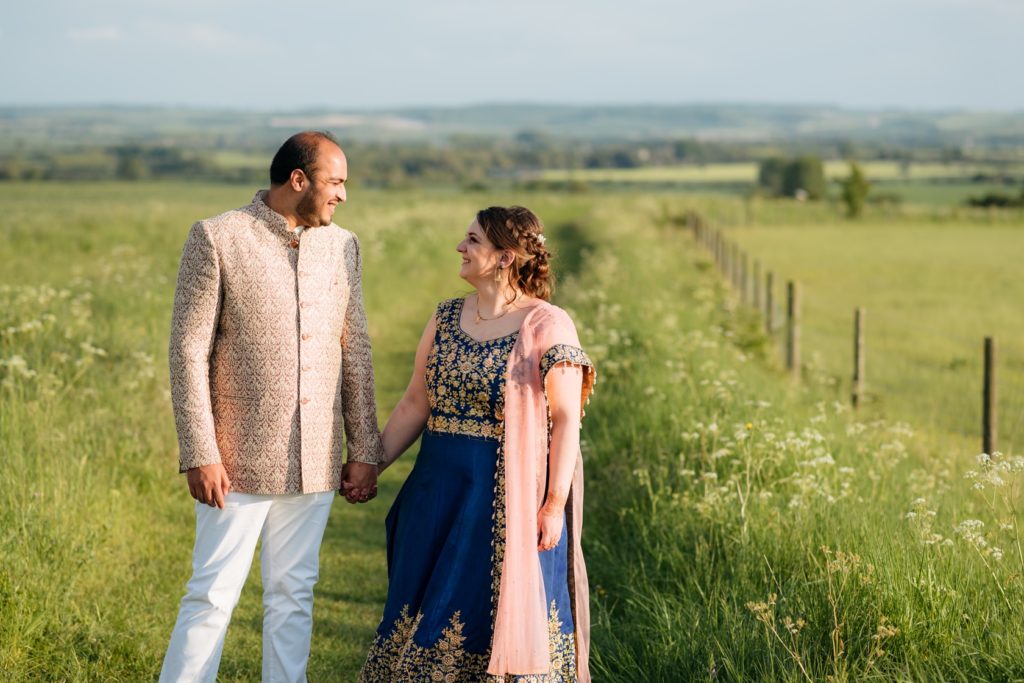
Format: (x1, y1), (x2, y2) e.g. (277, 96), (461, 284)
(0, 145), (252, 183)
(0, 135), (1020, 206)
(0, 136), (754, 186)
(966, 188), (1024, 208)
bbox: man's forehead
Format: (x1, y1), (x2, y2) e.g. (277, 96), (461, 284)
(320, 144), (346, 164)
(315, 146), (347, 177)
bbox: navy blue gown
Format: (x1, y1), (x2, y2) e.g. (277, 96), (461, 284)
(360, 298), (577, 682)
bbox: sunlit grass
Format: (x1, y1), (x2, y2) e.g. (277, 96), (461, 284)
(719, 218), (1024, 455)
(2, 183), (1024, 680)
(538, 160), (1024, 184)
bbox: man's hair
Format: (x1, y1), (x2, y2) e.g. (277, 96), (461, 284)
(269, 131), (340, 186)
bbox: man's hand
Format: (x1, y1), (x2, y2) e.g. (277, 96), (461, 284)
(340, 462), (378, 504)
(187, 463), (232, 509)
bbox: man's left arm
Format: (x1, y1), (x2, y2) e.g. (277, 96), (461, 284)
(339, 234), (385, 492)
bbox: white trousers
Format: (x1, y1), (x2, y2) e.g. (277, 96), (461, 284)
(159, 490), (335, 683)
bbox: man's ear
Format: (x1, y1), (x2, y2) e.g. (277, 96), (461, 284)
(289, 169), (308, 192)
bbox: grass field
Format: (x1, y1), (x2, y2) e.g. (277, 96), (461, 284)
(537, 162), (1024, 207)
(214, 154), (1024, 206)
(539, 160), (1024, 184)
(3, 182), (1024, 680)
(704, 208), (1024, 457)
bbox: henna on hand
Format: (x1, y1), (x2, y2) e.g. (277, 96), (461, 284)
(539, 488), (569, 517)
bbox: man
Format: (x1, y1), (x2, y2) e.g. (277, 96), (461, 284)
(161, 131), (383, 682)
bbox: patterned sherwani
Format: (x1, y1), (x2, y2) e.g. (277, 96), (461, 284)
(168, 190), (384, 494)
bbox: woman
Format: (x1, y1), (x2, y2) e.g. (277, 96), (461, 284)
(359, 206), (596, 682)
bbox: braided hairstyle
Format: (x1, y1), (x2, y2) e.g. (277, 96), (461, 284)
(476, 206), (554, 302)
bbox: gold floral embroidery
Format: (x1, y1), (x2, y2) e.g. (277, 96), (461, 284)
(490, 439), (507, 624)
(484, 602), (577, 683)
(361, 299), (579, 682)
(425, 298), (515, 440)
(539, 345), (593, 385)
(360, 607), (490, 683)
(362, 603), (576, 683)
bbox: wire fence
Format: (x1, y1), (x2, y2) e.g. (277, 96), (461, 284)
(686, 210), (1024, 456)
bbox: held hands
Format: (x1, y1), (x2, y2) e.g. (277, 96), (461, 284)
(341, 461), (379, 504)
(187, 463), (232, 509)
(537, 498), (566, 552)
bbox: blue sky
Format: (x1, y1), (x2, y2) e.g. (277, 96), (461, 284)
(3, 0), (1022, 110)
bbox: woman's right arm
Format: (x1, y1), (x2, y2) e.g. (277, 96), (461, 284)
(379, 314), (436, 472)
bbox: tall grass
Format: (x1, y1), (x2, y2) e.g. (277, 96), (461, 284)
(2, 183), (1022, 680)
(551, 196), (1024, 680)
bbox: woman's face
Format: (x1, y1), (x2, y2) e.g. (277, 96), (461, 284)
(457, 219), (507, 285)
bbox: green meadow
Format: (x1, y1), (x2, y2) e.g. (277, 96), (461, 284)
(2, 182), (1024, 681)
(726, 216), (1024, 454)
(537, 161), (1022, 206)
(539, 160), (1024, 184)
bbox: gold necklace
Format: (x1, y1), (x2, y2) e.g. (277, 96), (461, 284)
(473, 295), (518, 324)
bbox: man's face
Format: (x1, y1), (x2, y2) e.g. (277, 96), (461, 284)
(296, 144), (348, 227)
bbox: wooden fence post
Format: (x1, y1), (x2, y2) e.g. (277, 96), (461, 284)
(734, 245), (742, 292)
(740, 252), (749, 303)
(786, 281), (800, 378)
(852, 308), (865, 409)
(729, 242), (738, 287)
(765, 271), (774, 334)
(724, 239), (733, 282)
(984, 336), (997, 454)
(753, 260), (761, 309)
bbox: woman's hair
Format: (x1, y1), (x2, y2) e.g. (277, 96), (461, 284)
(476, 205), (554, 302)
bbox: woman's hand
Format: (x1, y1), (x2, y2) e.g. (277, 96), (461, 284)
(537, 507), (564, 552)
(340, 462), (378, 504)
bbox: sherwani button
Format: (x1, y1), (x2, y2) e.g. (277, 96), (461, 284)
(289, 239), (299, 249)
(302, 365), (311, 372)
(301, 398), (310, 405)
(301, 333), (311, 341)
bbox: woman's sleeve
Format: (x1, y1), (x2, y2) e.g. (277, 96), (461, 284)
(540, 344), (597, 419)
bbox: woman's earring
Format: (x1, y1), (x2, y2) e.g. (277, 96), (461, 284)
(494, 265), (504, 284)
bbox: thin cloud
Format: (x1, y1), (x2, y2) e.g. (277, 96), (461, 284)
(136, 20), (254, 53)
(181, 22), (249, 51)
(67, 26), (122, 43)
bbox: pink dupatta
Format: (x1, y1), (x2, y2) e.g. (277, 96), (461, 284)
(487, 302), (596, 681)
